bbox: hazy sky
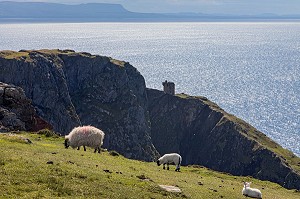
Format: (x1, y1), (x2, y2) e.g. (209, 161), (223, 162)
(2, 0), (300, 15)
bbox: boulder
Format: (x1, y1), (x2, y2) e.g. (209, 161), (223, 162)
(0, 82), (52, 132)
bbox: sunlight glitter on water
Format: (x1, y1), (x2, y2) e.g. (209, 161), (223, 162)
(0, 22), (299, 156)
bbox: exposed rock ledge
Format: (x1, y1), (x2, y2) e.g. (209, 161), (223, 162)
(147, 89), (300, 190)
(0, 49), (299, 190)
(0, 82), (52, 132)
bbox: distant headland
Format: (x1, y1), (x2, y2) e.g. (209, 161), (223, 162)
(1, 1), (300, 22)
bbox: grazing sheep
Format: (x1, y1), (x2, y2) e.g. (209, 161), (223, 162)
(64, 125), (105, 153)
(157, 153), (182, 172)
(242, 182), (262, 199)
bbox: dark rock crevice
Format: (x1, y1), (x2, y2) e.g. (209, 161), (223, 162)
(0, 82), (52, 132)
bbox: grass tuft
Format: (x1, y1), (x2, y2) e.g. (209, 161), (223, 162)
(37, 129), (59, 138)
(109, 150), (120, 156)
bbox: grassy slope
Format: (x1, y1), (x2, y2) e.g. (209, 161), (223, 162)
(0, 49), (89, 61)
(0, 133), (299, 199)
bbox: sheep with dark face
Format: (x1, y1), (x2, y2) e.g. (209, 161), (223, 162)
(157, 153), (182, 172)
(64, 126), (105, 153)
(242, 182), (262, 199)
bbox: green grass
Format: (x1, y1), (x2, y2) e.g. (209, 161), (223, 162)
(110, 58), (126, 67)
(0, 49), (95, 62)
(0, 50), (30, 60)
(0, 132), (299, 199)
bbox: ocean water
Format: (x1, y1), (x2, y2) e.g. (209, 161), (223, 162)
(0, 22), (299, 157)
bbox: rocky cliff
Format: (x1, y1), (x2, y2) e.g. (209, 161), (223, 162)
(0, 82), (52, 132)
(0, 49), (299, 189)
(0, 50), (158, 161)
(147, 89), (300, 190)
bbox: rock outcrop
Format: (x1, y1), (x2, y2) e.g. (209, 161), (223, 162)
(0, 82), (52, 132)
(147, 89), (300, 190)
(0, 49), (158, 161)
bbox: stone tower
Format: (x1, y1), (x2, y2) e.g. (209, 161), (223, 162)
(162, 80), (175, 95)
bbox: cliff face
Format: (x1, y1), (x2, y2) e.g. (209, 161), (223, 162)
(0, 50), (158, 161)
(59, 52), (157, 160)
(0, 50), (81, 134)
(147, 89), (300, 190)
(0, 82), (52, 132)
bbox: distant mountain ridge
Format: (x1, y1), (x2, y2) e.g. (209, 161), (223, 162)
(0, 1), (299, 22)
(0, 1), (131, 18)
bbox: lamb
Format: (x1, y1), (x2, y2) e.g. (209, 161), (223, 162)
(242, 182), (262, 199)
(157, 153), (182, 172)
(64, 125), (105, 153)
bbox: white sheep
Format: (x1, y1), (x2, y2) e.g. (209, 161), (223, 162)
(242, 182), (262, 199)
(64, 125), (105, 153)
(157, 153), (182, 172)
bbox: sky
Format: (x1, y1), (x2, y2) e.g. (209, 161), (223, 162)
(1, 0), (300, 15)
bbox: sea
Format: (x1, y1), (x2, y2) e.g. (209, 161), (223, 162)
(0, 22), (299, 157)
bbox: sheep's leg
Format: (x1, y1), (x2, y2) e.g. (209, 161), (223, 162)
(83, 146), (86, 151)
(163, 164), (166, 169)
(167, 163), (169, 170)
(93, 147), (100, 153)
(77, 146), (80, 150)
(175, 164), (180, 172)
